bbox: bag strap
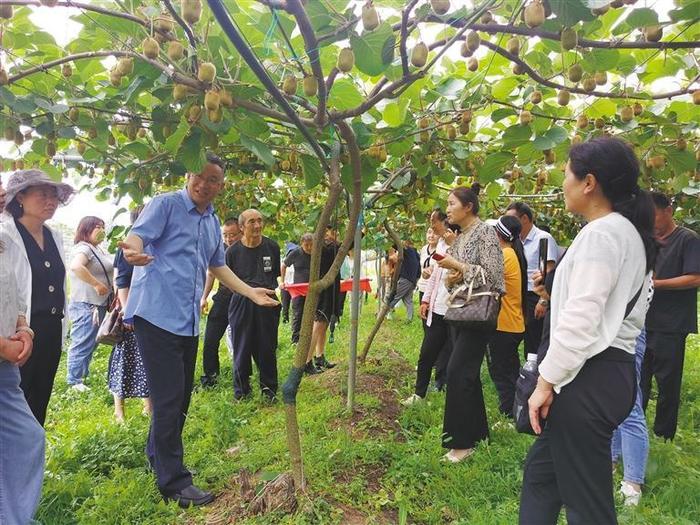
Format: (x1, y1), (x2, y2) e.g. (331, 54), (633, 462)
(87, 244), (111, 286)
(624, 281), (645, 319)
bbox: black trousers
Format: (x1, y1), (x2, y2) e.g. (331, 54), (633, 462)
(290, 296), (305, 344)
(524, 292), (544, 359)
(641, 330), (688, 440)
(20, 313), (63, 427)
(520, 348), (635, 525)
(281, 289), (291, 322)
(487, 330), (524, 417)
(229, 294), (280, 398)
(415, 314), (452, 398)
(134, 316), (197, 495)
(442, 325), (493, 449)
(201, 298), (229, 378)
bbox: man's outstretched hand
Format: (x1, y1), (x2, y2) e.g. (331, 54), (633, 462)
(249, 288), (280, 307)
(118, 241), (154, 266)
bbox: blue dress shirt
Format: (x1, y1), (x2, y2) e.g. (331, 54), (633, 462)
(522, 224), (559, 292)
(124, 189), (226, 336)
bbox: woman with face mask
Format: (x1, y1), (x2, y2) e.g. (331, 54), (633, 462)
(65, 216), (113, 391)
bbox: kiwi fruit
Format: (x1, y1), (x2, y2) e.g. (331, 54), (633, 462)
(117, 57), (134, 76)
(142, 37), (160, 59)
(594, 71), (607, 85)
(506, 37), (520, 55)
(676, 138), (687, 151)
(0, 69), (8, 86)
(0, 5), (13, 18)
(572, 134), (583, 145)
(544, 149), (556, 164)
(62, 64), (72, 78)
(303, 76), (318, 97)
(643, 25), (662, 42)
(188, 105), (202, 123)
(182, 0), (202, 25)
(77, 142), (87, 155)
(560, 27), (578, 51)
(109, 69), (122, 87)
(13, 131), (24, 146)
(692, 90), (700, 105)
(461, 110), (473, 124)
(411, 42), (429, 68)
(168, 41), (185, 61)
(519, 110), (533, 125)
(204, 90), (220, 111)
(649, 155), (665, 169)
(69, 107), (80, 122)
(594, 118), (605, 129)
(430, 0), (450, 16)
(362, 4), (379, 31)
(568, 63), (583, 83)
(523, 0), (545, 28)
(557, 89), (570, 106)
(137, 128), (146, 138)
(530, 90), (542, 104)
(591, 4), (609, 16)
(513, 63), (525, 75)
(467, 57), (478, 72)
(337, 48), (354, 72)
(582, 76), (596, 92)
(219, 90), (234, 108)
(155, 15), (174, 32)
(419, 117), (430, 129)
(88, 127), (98, 140)
(173, 84), (188, 101)
(208, 107), (223, 123)
(633, 102), (643, 115)
(460, 42), (474, 58)
(576, 115), (589, 129)
(619, 105), (634, 123)
(420, 131), (430, 143)
(466, 31), (480, 53)
(197, 62), (216, 83)
(282, 76), (297, 96)
(446, 125), (457, 140)
(481, 11), (493, 24)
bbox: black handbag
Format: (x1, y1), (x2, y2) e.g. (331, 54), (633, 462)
(96, 296), (124, 345)
(444, 266), (501, 330)
(514, 280), (646, 435)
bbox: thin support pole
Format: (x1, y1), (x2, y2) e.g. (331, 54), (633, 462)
(347, 208), (363, 410)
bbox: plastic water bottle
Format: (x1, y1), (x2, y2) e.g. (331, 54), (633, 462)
(523, 353), (538, 373)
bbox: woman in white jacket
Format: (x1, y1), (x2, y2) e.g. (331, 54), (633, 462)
(0, 178), (46, 525)
(520, 137), (656, 525)
(0, 169), (74, 426)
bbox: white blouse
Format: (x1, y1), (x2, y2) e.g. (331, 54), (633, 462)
(539, 212), (650, 392)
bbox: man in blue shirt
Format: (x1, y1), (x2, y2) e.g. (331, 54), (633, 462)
(506, 202), (559, 359)
(120, 153), (277, 508)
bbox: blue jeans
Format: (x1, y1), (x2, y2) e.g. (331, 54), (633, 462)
(0, 361), (45, 524)
(611, 329), (649, 484)
(66, 301), (106, 385)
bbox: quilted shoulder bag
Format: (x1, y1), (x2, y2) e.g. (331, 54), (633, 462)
(444, 266), (501, 329)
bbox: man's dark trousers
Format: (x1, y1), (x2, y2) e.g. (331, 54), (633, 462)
(523, 291), (544, 359)
(229, 294), (280, 398)
(290, 296), (305, 344)
(641, 330), (688, 440)
(134, 316), (197, 496)
(201, 298), (229, 377)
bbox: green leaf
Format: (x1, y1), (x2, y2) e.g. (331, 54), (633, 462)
(585, 98), (617, 118)
(341, 155), (377, 193)
(478, 152), (514, 183)
(382, 99), (409, 127)
(350, 23), (396, 77)
(502, 125), (532, 149)
(164, 119), (190, 155)
(435, 78), (467, 98)
(178, 129), (205, 173)
(667, 149), (696, 174)
(589, 49), (620, 70)
(548, 0), (595, 26)
(240, 134), (275, 167)
(327, 79), (364, 110)
(491, 108), (517, 123)
(33, 97), (69, 114)
(532, 126), (568, 151)
(625, 8), (659, 28)
(491, 77), (520, 99)
(300, 154), (324, 189)
(670, 1), (700, 22)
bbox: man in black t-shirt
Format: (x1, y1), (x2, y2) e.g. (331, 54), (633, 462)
(642, 193), (700, 440)
(199, 217), (241, 387)
(226, 209), (281, 401)
(281, 233), (313, 344)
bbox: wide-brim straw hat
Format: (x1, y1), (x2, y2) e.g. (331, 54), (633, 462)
(4, 169), (75, 206)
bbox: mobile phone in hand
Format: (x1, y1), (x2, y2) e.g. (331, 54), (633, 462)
(432, 252), (445, 261)
(538, 238), (548, 282)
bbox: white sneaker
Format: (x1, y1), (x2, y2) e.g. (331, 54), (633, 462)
(71, 383), (90, 393)
(619, 481), (642, 506)
(401, 394), (423, 406)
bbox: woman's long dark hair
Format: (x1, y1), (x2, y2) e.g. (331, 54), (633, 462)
(497, 215), (528, 320)
(569, 137), (656, 272)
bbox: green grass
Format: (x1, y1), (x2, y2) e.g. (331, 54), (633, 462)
(37, 298), (700, 524)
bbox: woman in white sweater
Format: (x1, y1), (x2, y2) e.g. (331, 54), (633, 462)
(520, 137), (656, 525)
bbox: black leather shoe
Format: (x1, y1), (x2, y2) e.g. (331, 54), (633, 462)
(304, 361), (323, 375)
(200, 374), (218, 388)
(165, 485), (214, 508)
(314, 355), (336, 369)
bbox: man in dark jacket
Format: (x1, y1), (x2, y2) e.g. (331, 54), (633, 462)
(387, 240), (421, 322)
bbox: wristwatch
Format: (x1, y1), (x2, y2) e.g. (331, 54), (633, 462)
(537, 299), (549, 307)
(16, 326), (35, 339)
